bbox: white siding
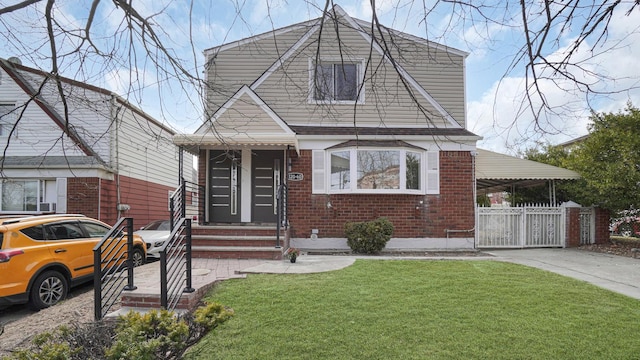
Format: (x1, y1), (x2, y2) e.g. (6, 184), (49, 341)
(115, 104), (180, 188)
(0, 68), (89, 158)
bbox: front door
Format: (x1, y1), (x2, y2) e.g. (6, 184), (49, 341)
(252, 150), (283, 223)
(209, 150), (241, 223)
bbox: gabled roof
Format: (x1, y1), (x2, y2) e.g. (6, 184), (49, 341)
(475, 149), (581, 192)
(0, 58), (176, 167)
(203, 5), (465, 129)
(180, 85), (298, 153)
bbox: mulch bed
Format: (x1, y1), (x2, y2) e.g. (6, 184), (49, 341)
(578, 238), (640, 259)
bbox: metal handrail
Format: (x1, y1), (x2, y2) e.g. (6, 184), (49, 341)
(276, 183), (288, 248)
(93, 217), (136, 321)
(170, 178), (204, 230)
(158, 217), (194, 310)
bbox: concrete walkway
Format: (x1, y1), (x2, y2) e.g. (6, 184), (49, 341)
(488, 248), (640, 300)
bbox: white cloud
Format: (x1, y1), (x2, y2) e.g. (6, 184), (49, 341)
(468, 4), (640, 154)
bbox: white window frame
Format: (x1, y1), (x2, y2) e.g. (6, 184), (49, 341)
(308, 58), (365, 104)
(326, 148), (426, 195)
(0, 179), (50, 213)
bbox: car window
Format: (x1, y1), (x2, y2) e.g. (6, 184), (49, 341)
(157, 221), (170, 231)
(46, 222), (86, 240)
(80, 221), (111, 238)
(20, 225), (46, 240)
(144, 220), (170, 231)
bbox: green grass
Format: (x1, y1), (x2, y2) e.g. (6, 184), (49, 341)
(185, 260), (640, 360)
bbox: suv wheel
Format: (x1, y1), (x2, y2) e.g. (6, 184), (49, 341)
(29, 270), (68, 310)
(132, 248), (145, 267)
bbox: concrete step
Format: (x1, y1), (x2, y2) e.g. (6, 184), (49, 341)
(192, 245), (283, 260)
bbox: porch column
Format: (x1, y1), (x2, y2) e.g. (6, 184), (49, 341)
(241, 149), (252, 222)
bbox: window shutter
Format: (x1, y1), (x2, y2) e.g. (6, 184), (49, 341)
(56, 178), (68, 213)
(312, 150), (326, 194)
(426, 151), (439, 194)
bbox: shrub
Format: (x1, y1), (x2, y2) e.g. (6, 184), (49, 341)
(193, 301), (235, 330)
(344, 217), (394, 254)
(2, 302), (233, 360)
(105, 309), (189, 360)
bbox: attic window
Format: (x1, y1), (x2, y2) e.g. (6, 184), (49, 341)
(310, 60), (363, 103)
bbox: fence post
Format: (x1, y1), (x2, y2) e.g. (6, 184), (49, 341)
(563, 202), (582, 247)
(160, 249), (168, 309)
(93, 247), (102, 321)
(124, 218), (137, 291)
(184, 218), (195, 293)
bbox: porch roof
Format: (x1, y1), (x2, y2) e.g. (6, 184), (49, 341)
(173, 133), (299, 155)
(475, 149), (581, 193)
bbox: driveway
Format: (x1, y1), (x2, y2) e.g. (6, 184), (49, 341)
(489, 248), (640, 300)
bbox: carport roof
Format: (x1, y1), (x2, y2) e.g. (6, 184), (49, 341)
(475, 149), (581, 192)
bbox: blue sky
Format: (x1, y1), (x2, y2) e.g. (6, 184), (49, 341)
(2, 0), (639, 154)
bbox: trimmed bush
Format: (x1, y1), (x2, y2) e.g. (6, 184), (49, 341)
(344, 217), (394, 254)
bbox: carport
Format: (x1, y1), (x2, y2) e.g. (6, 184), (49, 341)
(473, 149), (587, 248)
(475, 149), (581, 203)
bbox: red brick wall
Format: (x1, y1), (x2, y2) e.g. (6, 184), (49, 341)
(286, 150), (475, 239)
(565, 207), (581, 247)
(594, 208), (611, 245)
(66, 176), (173, 228)
(67, 177), (100, 219)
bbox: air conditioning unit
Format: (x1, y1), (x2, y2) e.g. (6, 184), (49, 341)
(39, 203), (57, 212)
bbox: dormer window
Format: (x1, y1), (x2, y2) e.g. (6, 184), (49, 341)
(310, 59), (364, 103)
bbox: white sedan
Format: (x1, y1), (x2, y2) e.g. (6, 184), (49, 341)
(134, 220), (170, 259)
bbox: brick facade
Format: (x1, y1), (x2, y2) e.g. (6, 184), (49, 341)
(286, 150), (475, 239)
(66, 175), (172, 228)
(594, 208), (610, 245)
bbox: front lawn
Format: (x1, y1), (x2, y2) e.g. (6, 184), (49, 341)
(185, 260), (640, 360)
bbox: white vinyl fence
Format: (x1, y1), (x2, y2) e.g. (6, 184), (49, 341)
(476, 205), (565, 248)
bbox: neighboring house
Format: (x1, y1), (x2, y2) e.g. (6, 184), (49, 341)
(0, 58), (191, 228)
(174, 5), (479, 251)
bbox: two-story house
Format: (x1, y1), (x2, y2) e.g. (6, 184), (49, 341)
(174, 5), (480, 254)
(0, 58), (191, 228)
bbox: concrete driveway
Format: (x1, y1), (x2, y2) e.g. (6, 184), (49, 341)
(489, 248), (640, 300)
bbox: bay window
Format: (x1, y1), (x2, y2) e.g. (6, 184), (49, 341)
(325, 148), (428, 193)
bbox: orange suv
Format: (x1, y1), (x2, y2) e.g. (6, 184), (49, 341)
(0, 214), (146, 310)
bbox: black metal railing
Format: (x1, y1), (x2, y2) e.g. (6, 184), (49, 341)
(158, 217), (194, 310)
(276, 183), (288, 248)
(93, 217), (137, 321)
(170, 179), (203, 230)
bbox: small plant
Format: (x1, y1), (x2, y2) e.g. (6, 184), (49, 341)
(285, 247), (300, 262)
(193, 301), (235, 330)
(344, 217), (394, 254)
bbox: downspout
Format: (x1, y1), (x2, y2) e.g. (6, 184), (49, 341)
(111, 94), (122, 220)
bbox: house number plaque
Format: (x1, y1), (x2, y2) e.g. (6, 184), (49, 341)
(288, 172), (304, 181)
